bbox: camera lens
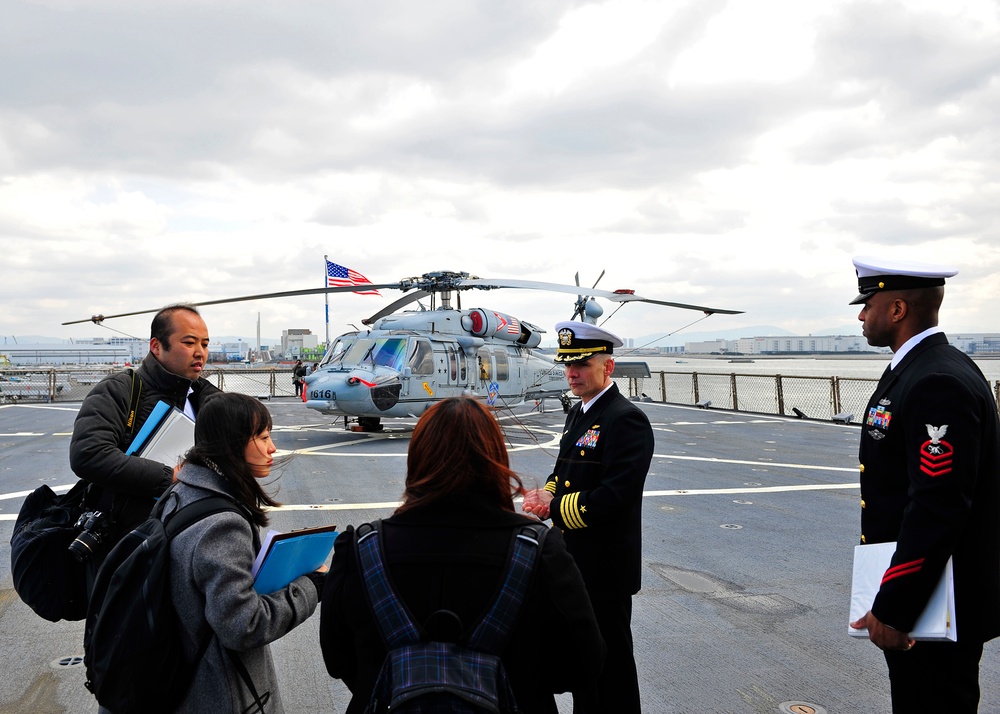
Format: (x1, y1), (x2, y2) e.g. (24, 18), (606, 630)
(68, 529), (101, 563)
(68, 511), (107, 563)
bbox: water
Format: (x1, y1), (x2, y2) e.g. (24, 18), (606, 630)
(634, 354), (1000, 383)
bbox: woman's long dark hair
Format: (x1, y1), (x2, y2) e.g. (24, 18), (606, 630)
(397, 397), (523, 514)
(185, 392), (280, 526)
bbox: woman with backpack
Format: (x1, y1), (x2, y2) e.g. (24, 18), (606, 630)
(162, 392), (324, 713)
(319, 396), (606, 713)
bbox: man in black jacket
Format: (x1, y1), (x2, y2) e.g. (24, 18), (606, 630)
(523, 321), (653, 714)
(847, 256), (1000, 712)
(70, 304), (221, 544)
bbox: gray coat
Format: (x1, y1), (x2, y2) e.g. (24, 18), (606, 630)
(164, 464), (319, 713)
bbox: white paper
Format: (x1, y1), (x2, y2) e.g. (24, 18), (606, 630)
(251, 529), (281, 579)
(849, 541), (956, 642)
(135, 407), (195, 468)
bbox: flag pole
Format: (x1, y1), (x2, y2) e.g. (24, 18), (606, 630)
(323, 254), (330, 347)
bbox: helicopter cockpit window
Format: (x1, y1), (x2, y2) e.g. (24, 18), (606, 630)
(320, 336), (356, 367)
(339, 337), (408, 372)
(370, 338), (407, 371)
(342, 338), (374, 366)
(409, 340), (434, 376)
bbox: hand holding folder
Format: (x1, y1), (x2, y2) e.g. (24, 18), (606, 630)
(125, 401), (195, 468)
(848, 541), (956, 642)
(251, 524), (338, 594)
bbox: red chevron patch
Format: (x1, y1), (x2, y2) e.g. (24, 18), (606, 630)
(882, 558), (925, 585)
(920, 439), (954, 477)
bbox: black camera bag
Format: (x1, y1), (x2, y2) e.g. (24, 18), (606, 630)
(10, 479), (94, 622)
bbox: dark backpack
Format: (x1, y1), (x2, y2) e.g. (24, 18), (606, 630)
(355, 519), (546, 714)
(84, 486), (268, 714)
(10, 479), (94, 621)
(10, 370), (144, 622)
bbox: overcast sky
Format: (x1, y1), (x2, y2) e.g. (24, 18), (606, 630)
(2, 0), (999, 348)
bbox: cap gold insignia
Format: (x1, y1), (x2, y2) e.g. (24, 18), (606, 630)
(558, 329), (573, 346)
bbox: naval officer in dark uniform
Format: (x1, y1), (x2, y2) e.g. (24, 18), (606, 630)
(846, 256), (1000, 712)
(523, 321), (653, 714)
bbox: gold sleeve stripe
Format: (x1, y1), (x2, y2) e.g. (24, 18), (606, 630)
(560, 492), (587, 530)
(544, 480), (557, 494)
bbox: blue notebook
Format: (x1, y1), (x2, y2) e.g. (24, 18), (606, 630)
(125, 401), (194, 468)
(252, 525), (338, 594)
(125, 401), (172, 455)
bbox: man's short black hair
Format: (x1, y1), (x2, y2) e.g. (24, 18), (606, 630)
(150, 303), (201, 350)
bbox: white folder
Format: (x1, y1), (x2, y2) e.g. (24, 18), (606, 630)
(848, 541), (956, 642)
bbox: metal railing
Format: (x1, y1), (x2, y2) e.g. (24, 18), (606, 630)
(0, 367), (305, 404)
(618, 371), (1000, 422)
(3, 366), (998, 423)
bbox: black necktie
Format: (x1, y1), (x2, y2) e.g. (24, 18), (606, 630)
(876, 364), (893, 391)
(567, 406), (585, 434)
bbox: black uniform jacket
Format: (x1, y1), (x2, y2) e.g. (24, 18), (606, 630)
(544, 383), (654, 599)
(69, 352), (221, 535)
(320, 494), (605, 714)
(860, 332), (1000, 641)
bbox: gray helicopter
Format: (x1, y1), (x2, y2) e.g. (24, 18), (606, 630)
(65, 270), (742, 430)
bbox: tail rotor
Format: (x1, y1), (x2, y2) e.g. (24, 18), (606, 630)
(572, 270), (606, 324)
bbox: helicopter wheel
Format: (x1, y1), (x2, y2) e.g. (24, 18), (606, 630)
(357, 417), (384, 432)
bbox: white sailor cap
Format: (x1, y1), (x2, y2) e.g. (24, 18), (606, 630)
(850, 255), (958, 305)
(553, 321), (624, 363)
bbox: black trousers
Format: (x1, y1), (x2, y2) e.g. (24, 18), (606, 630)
(883, 639), (984, 713)
(573, 595), (640, 714)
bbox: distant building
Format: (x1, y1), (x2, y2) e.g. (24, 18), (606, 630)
(734, 335), (877, 355)
(210, 341), (248, 363)
(684, 339), (739, 354)
(682, 334), (1000, 356)
(1, 343), (135, 366)
(951, 334), (1000, 354)
(281, 329), (318, 359)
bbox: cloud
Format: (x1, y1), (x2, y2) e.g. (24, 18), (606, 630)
(2, 0), (1000, 346)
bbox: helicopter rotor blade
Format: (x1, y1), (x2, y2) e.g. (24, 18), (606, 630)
(63, 270), (742, 325)
(460, 278), (743, 315)
(61, 283), (403, 325)
(362, 290), (431, 325)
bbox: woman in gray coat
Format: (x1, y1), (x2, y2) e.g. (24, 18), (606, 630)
(164, 393), (323, 713)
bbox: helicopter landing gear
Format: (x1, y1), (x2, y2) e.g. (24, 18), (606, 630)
(356, 417), (384, 432)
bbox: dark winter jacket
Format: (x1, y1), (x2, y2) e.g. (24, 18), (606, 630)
(320, 494), (606, 714)
(69, 352), (221, 537)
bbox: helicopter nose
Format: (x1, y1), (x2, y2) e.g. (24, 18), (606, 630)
(334, 369), (403, 414)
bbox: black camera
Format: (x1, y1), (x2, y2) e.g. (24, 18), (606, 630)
(68, 510), (110, 563)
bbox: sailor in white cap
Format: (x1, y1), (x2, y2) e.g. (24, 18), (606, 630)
(849, 255), (959, 307)
(523, 320), (652, 714)
(551, 320), (624, 364)
(847, 256), (1000, 713)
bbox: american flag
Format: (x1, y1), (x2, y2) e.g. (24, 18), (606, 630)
(326, 260), (380, 296)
